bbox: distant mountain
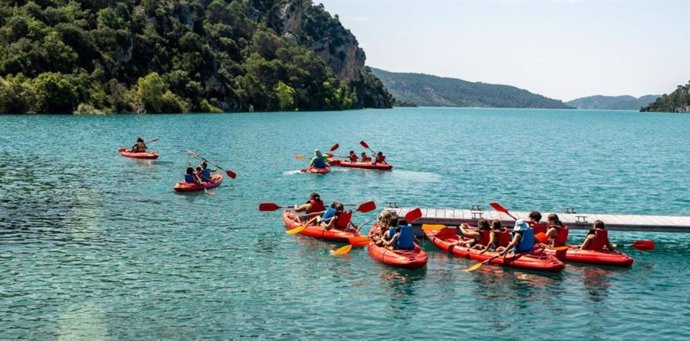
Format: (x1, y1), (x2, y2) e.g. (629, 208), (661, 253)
(370, 68), (571, 109)
(567, 95), (659, 110)
(641, 81), (690, 113)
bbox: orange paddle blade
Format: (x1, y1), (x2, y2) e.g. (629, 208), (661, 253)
(286, 226), (305, 235)
(631, 240), (655, 251)
(294, 154), (305, 160)
(405, 208), (423, 223)
(330, 244), (352, 256)
(348, 236), (371, 246)
(422, 224), (446, 232)
(356, 201), (376, 213)
(465, 262), (484, 272)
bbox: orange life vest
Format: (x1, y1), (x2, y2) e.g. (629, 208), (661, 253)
(307, 199), (325, 214)
(334, 211), (353, 229)
(587, 228), (609, 251)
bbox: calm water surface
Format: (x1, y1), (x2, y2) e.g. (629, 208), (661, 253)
(1, 108), (690, 340)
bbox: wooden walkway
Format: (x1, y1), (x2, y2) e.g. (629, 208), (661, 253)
(385, 206), (690, 235)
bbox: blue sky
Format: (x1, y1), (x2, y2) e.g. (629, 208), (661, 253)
(318, 0), (690, 101)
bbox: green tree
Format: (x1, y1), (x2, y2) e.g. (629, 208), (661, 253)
(274, 81), (296, 110)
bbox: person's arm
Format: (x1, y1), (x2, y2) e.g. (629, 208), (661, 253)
(479, 233), (496, 254)
(606, 240), (616, 252)
(294, 203), (310, 212)
(580, 234), (594, 249)
(385, 233), (400, 248)
(499, 234), (520, 256)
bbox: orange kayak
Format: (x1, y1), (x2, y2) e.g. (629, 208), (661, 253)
(282, 210), (361, 243)
(173, 173), (224, 192)
(118, 147), (159, 159)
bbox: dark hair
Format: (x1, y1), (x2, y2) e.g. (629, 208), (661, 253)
(335, 203), (344, 211)
(491, 220), (502, 230)
(477, 219), (490, 231)
(377, 151), (383, 155)
(593, 220), (606, 230)
(186, 167), (193, 174)
(390, 217), (400, 227)
(137, 137), (144, 142)
(330, 202), (338, 208)
(398, 219), (408, 227)
(547, 214), (563, 227)
(201, 162), (208, 169)
(310, 192), (320, 199)
(195, 166), (201, 172)
(349, 150), (355, 154)
(529, 211), (542, 222)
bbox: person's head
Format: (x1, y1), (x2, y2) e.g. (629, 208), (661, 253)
(335, 203), (345, 212)
(397, 219), (409, 230)
(529, 211), (542, 222)
(379, 210), (392, 224)
(377, 151), (383, 156)
(477, 219), (490, 231)
(195, 166), (201, 172)
(137, 137), (144, 143)
(361, 152), (367, 157)
(314, 149), (322, 157)
(349, 150), (355, 155)
(201, 162), (208, 169)
(593, 220), (606, 230)
(547, 214), (562, 226)
(513, 219), (530, 232)
(330, 201), (338, 209)
(491, 220), (502, 230)
(186, 167), (193, 174)
(310, 192), (320, 201)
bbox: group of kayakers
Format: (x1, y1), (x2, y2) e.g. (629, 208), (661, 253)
(446, 210), (617, 256)
(183, 162), (213, 184)
(369, 210), (417, 250)
(306, 148), (388, 170)
(294, 192), (358, 230)
(344, 150), (387, 164)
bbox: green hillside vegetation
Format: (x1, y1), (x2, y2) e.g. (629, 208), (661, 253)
(566, 95), (659, 110)
(641, 81), (690, 113)
(0, 0), (392, 114)
(371, 68), (571, 109)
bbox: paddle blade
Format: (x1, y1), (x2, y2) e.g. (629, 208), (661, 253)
(294, 154), (305, 160)
(330, 143), (339, 152)
(422, 224), (446, 232)
(359, 140), (370, 149)
(631, 240), (655, 251)
(549, 245), (570, 251)
(286, 226), (305, 235)
(348, 236), (371, 246)
(535, 232), (547, 243)
(356, 201), (376, 213)
(405, 208), (423, 223)
(465, 262), (484, 272)
(489, 202), (508, 214)
(259, 203), (282, 211)
(225, 169), (237, 179)
(330, 244), (352, 256)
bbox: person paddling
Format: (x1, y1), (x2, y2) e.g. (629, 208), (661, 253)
(348, 150), (358, 162)
(579, 220), (616, 252)
(478, 220), (505, 254)
(373, 210), (397, 245)
(184, 167), (199, 184)
(374, 151), (387, 164)
(360, 152), (371, 163)
(452, 219), (490, 248)
(544, 213), (569, 247)
(198, 162), (212, 182)
(383, 219), (416, 250)
(130, 137), (147, 152)
(294, 192), (326, 214)
(309, 149), (330, 169)
(497, 219), (535, 256)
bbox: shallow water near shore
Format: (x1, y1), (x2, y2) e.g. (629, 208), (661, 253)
(1, 108), (690, 339)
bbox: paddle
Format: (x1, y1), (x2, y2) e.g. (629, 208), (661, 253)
(346, 208), (423, 249)
(295, 143), (339, 161)
(465, 254), (502, 272)
(187, 149), (236, 179)
(489, 202), (517, 220)
(359, 140), (376, 155)
(286, 226), (305, 235)
(330, 244), (352, 256)
(613, 240), (655, 251)
(422, 224), (446, 232)
(187, 162), (212, 195)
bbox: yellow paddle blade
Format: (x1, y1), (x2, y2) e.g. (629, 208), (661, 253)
(330, 244), (352, 256)
(294, 154), (305, 160)
(286, 226), (305, 235)
(549, 245), (570, 251)
(465, 262), (484, 272)
(422, 224), (446, 232)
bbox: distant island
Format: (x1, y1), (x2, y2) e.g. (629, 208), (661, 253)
(566, 95), (659, 110)
(641, 81), (690, 113)
(0, 0), (392, 114)
(370, 68), (571, 109)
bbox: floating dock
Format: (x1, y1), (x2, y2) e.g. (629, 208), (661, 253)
(385, 206), (690, 235)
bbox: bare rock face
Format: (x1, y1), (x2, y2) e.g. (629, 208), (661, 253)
(271, 1), (365, 82)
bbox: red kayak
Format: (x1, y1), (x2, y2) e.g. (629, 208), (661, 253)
(301, 167), (331, 174)
(424, 227), (565, 273)
(328, 158), (392, 170)
(118, 147), (159, 159)
(367, 224), (427, 269)
(545, 245), (633, 267)
(173, 173), (224, 192)
(282, 210), (361, 243)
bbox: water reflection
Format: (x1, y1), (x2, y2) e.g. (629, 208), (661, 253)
(580, 266), (612, 303)
(378, 267), (427, 319)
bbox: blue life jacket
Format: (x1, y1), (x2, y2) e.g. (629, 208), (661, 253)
(515, 228), (535, 252)
(396, 224), (414, 250)
(314, 158), (326, 168)
(200, 168), (211, 180)
(321, 207), (336, 223)
(184, 174), (195, 183)
(386, 227), (396, 242)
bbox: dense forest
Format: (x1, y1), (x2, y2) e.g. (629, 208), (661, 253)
(0, 0), (393, 114)
(371, 68), (571, 109)
(566, 95), (658, 110)
(641, 81), (690, 113)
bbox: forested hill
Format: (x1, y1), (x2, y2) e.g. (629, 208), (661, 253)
(371, 68), (571, 109)
(641, 81), (690, 113)
(0, 0), (393, 114)
(566, 95), (659, 110)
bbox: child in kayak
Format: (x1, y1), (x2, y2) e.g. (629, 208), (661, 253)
(309, 149), (330, 169)
(528, 211), (547, 235)
(348, 150), (358, 162)
(374, 151), (387, 164)
(294, 192), (326, 214)
(544, 214), (568, 247)
(360, 152), (372, 163)
(383, 219), (416, 250)
(497, 219), (535, 256)
(184, 167), (199, 184)
(452, 219), (490, 248)
(320, 203), (357, 231)
(373, 210), (397, 245)
(199, 162), (212, 182)
(130, 137), (147, 152)
(478, 220), (505, 254)
(579, 220), (616, 251)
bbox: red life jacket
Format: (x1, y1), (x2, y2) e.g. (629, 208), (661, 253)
(334, 211), (353, 229)
(375, 155), (385, 163)
(478, 230), (491, 246)
(307, 199), (325, 214)
(530, 221), (547, 235)
(588, 228), (608, 251)
(349, 155), (358, 162)
(496, 230), (512, 247)
(552, 225), (569, 246)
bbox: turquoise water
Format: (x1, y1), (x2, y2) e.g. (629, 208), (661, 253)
(1, 108), (690, 340)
